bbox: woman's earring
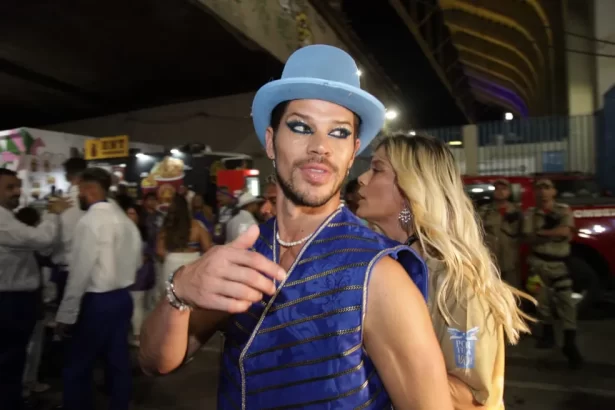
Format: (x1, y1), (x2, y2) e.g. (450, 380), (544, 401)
(272, 159), (276, 169)
(398, 206), (413, 228)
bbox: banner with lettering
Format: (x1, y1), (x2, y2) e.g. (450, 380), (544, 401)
(85, 135), (130, 160)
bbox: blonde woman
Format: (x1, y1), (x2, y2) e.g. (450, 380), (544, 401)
(357, 133), (534, 410)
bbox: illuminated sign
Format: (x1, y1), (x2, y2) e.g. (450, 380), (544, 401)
(573, 208), (615, 218)
(85, 135), (129, 160)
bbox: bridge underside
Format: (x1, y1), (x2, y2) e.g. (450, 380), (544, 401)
(336, 0), (567, 126)
(0, 0), (568, 131)
(0, 0), (282, 129)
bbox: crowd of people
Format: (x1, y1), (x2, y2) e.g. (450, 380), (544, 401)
(0, 156), (279, 409)
(1, 44), (583, 410)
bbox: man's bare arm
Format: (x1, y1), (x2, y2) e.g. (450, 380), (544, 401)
(138, 225), (285, 376)
(139, 297), (228, 375)
(364, 257), (453, 410)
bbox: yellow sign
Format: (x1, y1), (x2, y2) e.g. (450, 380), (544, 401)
(85, 135), (129, 160)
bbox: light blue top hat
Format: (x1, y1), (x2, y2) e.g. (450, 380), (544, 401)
(252, 45), (386, 155)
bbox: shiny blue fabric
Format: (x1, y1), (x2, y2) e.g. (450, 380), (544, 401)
(217, 207), (428, 409)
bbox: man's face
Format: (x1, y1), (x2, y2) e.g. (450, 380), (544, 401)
(493, 183), (510, 201)
(217, 189), (231, 206)
(263, 183), (277, 215)
(0, 174), (22, 210)
(78, 181), (94, 211)
(536, 184), (556, 202)
(144, 196), (157, 212)
(265, 99), (360, 207)
(245, 202), (263, 219)
(258, 199), (273, 222)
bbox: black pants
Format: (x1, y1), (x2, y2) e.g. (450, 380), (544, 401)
(0, 291), (39, 410)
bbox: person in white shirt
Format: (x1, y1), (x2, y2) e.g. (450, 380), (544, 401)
(212, 186), (235, 244)
(0, 168), (71, 410)
(55, 167), (142, 410)
(225, 191), (265, 243)
(51, 157), (87, 305)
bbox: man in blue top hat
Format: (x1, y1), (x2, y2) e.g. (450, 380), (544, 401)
(140, 45), (453, 409)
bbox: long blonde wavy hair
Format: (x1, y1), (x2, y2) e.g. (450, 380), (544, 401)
(377, 133), (535, 344)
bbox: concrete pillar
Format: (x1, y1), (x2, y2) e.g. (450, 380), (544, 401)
(462, 124), (478, 175)
(565, 0), (597, 115)
(594, 0), (615, 108)
(564, 0), (597, 172)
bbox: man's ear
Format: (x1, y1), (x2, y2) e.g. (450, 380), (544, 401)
(354, 138), (361, 157)
(265, 127), (275, 160)
(348, 138), (361, 169)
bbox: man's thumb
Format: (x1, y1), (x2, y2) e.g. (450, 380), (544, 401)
(230, 224), (260, 249)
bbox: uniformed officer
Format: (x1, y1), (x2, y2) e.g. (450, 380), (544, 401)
(479, 179), (523, 288)
(523, 178), (583, 369)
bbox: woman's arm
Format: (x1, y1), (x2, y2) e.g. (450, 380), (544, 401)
(155, 230), (167, 262)
(435, 291), (504, 408)
(197, 221), (213, 252)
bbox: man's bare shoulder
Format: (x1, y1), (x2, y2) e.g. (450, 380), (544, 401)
(369, 256), (424, 302)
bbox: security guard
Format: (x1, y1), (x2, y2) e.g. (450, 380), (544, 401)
(479, 179), (523, 288)
(523, 178), (583, 369)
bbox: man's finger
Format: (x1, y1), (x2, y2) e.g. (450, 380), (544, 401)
(211, 279), (264, 303)
(227, 249), (286, 282)
(206, 294), (253, 314)
(229, 224), (260, 250)
(225, 266), (277, 296)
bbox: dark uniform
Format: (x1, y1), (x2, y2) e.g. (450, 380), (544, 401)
(479, 180), (523, 288)
(523, 178), (582, 368)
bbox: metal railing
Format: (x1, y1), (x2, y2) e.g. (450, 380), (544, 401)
(349, 113), (600, 184)
(421, 114), (596, 176)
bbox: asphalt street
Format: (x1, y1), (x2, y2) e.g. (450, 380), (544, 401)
(36, 303), (615, 410)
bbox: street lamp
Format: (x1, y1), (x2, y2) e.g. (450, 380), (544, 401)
(385, 109), (398, 121)
(504, 112), (513, 121)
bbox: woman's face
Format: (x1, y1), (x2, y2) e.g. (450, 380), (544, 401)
(356, 146), (404, 224)
(192, 194), (204, 210)
(126, 207), (139, 225)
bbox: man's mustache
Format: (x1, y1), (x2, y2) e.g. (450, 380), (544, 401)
(294, 157), (338, 172)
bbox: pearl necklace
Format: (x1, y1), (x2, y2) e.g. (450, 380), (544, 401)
(275, 203), (344, 247)
(276, 231), (313, 247)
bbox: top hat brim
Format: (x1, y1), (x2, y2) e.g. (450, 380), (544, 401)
(252, 78), (386, 155)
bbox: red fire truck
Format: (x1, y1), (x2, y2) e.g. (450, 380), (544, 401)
(463, 173), (615, 314)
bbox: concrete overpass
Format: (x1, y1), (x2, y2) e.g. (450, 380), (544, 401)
(0, 0), (570, 130)
(1, 0), (609, 163)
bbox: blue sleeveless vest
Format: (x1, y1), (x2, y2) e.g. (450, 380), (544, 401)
(218, 207), (428, 409)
